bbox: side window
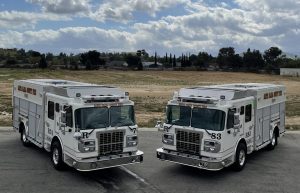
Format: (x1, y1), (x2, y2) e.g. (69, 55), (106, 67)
(64, 106), (73, 127)
(48, 101), (54, 120)
(227, 108), (236, 129)
(55, 103), (60, 112)
(240, 106), (244, 115)
(245, 104), (252, 122)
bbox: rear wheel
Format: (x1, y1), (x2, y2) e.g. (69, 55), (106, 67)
(232, 143), (247, 171)
(20, 126), (30, 147)
(51, 141), (65, 170)
(268, 131), (277, 150)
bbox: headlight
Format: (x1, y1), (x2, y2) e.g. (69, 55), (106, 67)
(78, 140), (96, 152)
(126, 135), (138, 147)
(204, 140), (221, 153)
(162, 133), (174, 145)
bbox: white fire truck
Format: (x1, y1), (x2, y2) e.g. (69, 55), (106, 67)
(156, 83), (286, 171)
(12, 79), (143, 171)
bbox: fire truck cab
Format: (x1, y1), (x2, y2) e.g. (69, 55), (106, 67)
(156, 83), (285, 171)
(13, 79), (143, 171)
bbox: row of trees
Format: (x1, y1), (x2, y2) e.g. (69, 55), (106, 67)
(216, 47), (283, 72)
(146, 47), (299, 72)
(0, 47), (299, 71)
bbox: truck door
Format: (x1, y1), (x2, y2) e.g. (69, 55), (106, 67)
(224, 108), (240, 151)
(242, 101), (255, 152)
(45, 96), (75, 151)
(225, 99), (254, 153)
(45, 97), (56, 142)
(57, 104), (75, 151)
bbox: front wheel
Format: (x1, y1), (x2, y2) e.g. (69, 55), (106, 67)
(51, 141), (65, 170)
(232, 143), (247, 171)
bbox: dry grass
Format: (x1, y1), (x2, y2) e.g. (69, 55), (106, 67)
(0, 69), (299, 127)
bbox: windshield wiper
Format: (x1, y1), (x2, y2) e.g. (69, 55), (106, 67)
(88, 125), (107, 135)
(192, 125), (212, 135)
(203, 128), (212, 136)
(88, 128), (96, 135)
(128, 125), (137, 133)
(165, 123), (174, 132)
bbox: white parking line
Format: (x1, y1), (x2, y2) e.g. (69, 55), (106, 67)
(119, 166), (150, 185)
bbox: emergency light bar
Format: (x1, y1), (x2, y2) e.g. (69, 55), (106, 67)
(82, 95), (121, 103)
(178, 96), (218, 104)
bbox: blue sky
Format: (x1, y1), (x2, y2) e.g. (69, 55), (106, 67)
(0, 0), (299, 56)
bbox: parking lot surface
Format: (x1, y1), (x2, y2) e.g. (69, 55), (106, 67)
(1, 128), (300, 193)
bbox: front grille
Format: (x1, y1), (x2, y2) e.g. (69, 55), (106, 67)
(97, 131), (124, 155)
(176, 130), (202, 155)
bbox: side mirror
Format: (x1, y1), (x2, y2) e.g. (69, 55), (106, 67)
(155, 120), (163, 131)
(73, 132), (82, 140)
(233, 113), (240, 128)
(61, 111), (66, 124)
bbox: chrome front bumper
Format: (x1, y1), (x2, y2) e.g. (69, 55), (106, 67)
(156, 148), (233, 171)
(65, 150), (144, 171)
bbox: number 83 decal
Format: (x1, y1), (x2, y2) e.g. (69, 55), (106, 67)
(211, 133), (221, 140)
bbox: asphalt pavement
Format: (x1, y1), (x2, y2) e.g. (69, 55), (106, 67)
(0, 127), (300, 193)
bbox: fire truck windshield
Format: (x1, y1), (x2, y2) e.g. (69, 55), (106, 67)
(110, 106), (135, 127)
(191, 108), (225, 131)
(75, 107), (109, 130)
(166, 105), (191, 126)
(166, 105), (225, 131)
(75, 105), (135, 130)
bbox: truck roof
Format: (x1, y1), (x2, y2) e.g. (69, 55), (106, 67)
(21, 79), (114, 88)
(202, 83), (283, 91)
(178, 83), (285, 101)
(14, 79), (126, 99)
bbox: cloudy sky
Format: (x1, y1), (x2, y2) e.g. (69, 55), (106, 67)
(0, 0), (299, 56)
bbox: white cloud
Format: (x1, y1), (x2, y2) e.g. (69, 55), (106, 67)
(131, 0), (300, 55)
(0, 0), (299, 56)
(26, 0), (91, 14)
(0, 11), (70, 29)
(90, 0), (188, 23)
(0, 27), (136, 53)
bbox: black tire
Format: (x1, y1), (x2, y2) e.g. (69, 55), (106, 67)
(51, 141), (65, 171)
(20, 127), (30, 147)
(232, 143), (247, 171)
(268, 131), (278, 150)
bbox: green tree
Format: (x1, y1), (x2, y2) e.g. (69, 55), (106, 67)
(263, 47), (282, 70)
(243, 48), (265, 71)
(125, 54), (143, 70)
(46, 53), (54, 61)
(27, 50), (41, 57)
(80, 50), (102, 70)
(197, 52), (210, 67)
(189, 54), (198, 66)
(173, 54), (176, 67)
(16, 48), (26, 61)
(217, 47), (241, 69)
(26, 50), (41, 65)
(154, 52), (157, 67)
(39, 54), (48, 69)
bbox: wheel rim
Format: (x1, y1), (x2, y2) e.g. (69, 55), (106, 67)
(52, 148), (59, 165)
(271, 134), (276, 146)
(22, 131), (27, 142)
(239, 149), (246, 166)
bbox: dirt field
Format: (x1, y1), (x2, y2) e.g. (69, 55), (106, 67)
(0, 69), (299, 128)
